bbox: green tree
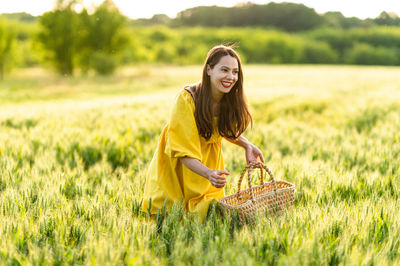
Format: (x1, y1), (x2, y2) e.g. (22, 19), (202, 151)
(322, 11), (367, 29)
(1, 12), (37, 23)
(175, 3), (323, 31)
(0, 18), (15, 80)
(374, 11), (400, 26)
(260, 2), (323, 31)
(37, 1), (81, 75)
(131, 14), (171, 26)
(78, 0), (129, 75)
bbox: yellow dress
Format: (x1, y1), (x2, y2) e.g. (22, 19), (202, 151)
(142, 89), (224, 220)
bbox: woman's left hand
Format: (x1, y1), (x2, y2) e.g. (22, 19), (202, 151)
(245, 143), (265, 165)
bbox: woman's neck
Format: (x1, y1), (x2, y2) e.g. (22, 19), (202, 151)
(211, 88), (223, 103)
(211, 98), (220, 116)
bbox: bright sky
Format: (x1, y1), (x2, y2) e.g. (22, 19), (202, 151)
(0, 0), (399, 19)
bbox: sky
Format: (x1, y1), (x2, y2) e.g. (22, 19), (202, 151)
(0, 0), (399, 19)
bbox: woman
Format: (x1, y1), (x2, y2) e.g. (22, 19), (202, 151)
(142, 45), (264, 220)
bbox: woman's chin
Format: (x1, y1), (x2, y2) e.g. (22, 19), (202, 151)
(219, 86), (232, 94)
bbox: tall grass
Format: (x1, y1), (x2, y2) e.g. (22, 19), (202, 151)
(0, 65), (399, 264)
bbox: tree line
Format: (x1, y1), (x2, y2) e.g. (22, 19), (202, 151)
(129, 26), (400, 65)
(1, 1), (400, 79)
(134, 3), (400, 30)
(4, 2), (400, 30)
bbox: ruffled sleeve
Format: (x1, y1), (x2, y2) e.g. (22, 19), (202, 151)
(164, 90), (202, 161)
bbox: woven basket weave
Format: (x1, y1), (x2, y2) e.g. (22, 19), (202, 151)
(218, 162), (296, 222)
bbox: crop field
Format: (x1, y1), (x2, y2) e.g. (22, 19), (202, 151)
(0, 65), (399, 265)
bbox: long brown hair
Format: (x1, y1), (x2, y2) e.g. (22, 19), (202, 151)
(192, 45), (252, 140)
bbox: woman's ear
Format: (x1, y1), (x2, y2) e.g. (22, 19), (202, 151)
(206, 64), (211, 76)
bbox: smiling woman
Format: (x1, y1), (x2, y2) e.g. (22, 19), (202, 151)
(207, 51), (239, 94)
(142, 45), (264, 220)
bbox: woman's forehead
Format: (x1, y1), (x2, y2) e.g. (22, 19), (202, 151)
(216, 55), (238, 69)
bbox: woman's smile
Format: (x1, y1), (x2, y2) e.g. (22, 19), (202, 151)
(221, 81), (233, 88)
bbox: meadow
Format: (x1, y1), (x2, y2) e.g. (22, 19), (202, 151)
(0, 64), (399, 265)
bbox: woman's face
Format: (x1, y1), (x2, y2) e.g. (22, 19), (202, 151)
(207, 55), (239, 98)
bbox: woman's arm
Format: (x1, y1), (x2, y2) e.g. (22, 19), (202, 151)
(224, 136), (265, 164)
(180, 157), (229, 188)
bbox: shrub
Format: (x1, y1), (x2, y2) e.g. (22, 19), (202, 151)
(350, 27), (400, 48)
(240, 31), (303, 63)
(90, 52), (117, 75)
(345, 43), (398, 65)
(301, 40), (338, 63)
(307, 27), (353, 55)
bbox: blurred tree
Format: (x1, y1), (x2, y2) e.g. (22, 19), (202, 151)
(1, 12), (37, 23)
(78, 0), (129, 75)
(374, 11), (400, 26)
(37, 0), (81, 75)
(322, 12), (367, 28)
(322, 12), (345, 28)
(176, 6), (230, 27)
(175, 3), (323, 31)
(131, 14), (171, 26)
(261, 2), (323, 31)
(0, 18), (15, 80)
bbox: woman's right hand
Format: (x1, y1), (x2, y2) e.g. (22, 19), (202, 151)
(206, 170), (230, 188)
(180, 157), (230, 188)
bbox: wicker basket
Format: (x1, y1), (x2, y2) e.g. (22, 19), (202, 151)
(218, 162), (296, 222)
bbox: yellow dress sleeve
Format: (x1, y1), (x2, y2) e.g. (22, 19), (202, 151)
(164, 90), (202, 161)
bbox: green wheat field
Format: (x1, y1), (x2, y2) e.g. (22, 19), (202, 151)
(1, 65), (399, 265)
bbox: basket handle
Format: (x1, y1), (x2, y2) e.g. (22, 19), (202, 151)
(237, 161), (278, 202)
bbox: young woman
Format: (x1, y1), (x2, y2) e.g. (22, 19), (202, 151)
(142, 45), (264, 220)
